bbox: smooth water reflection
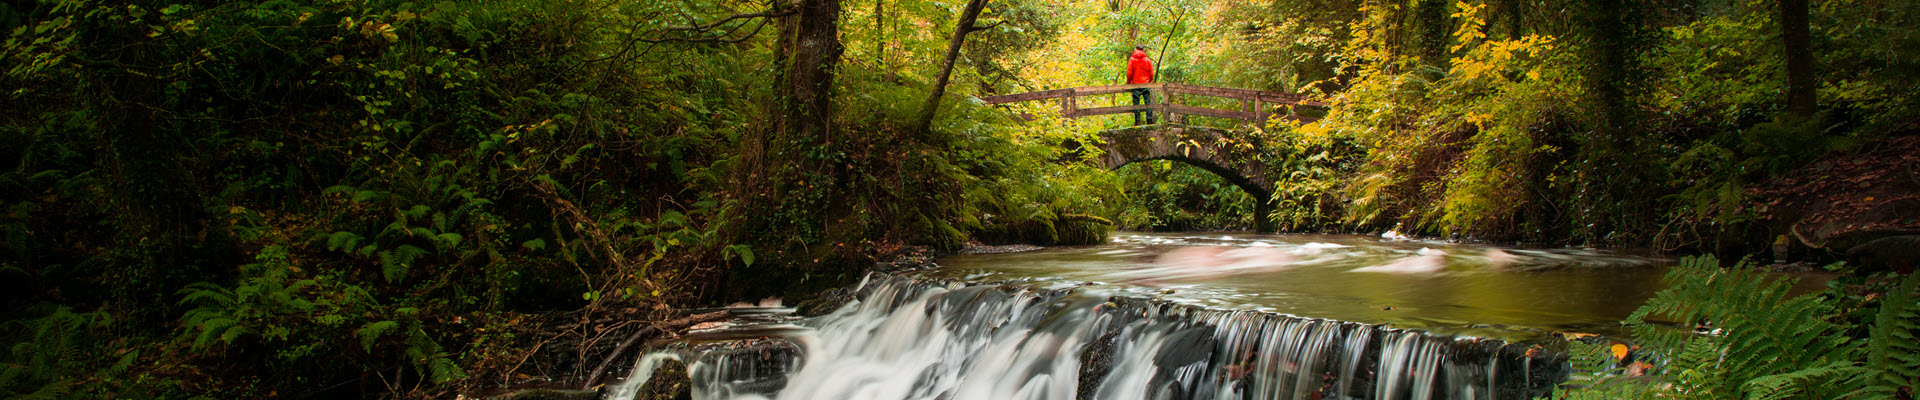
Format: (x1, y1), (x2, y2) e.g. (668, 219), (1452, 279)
(931, 232), (1673, 338)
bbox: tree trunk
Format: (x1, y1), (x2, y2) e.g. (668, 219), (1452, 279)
(1502, 0), (1524, 40)
(910, 0), (990, 139)
(1781, 0), (1816, 117)
(776, 0), (845, 144)
(734, 0), (842, 228)
(875, 0), (886, 70)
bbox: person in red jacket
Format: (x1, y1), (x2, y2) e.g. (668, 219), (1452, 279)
(1125, 45), (1157, 125)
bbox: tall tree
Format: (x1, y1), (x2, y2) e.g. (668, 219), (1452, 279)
(735, 0), (845, 202)
(775, 0), (846, 144)
(1780, 0), (1816, 117)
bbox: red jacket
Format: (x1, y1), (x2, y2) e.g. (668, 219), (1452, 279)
(1125, 50), (1154, 84)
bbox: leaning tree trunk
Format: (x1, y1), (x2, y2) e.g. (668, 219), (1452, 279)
(910, 0), (990, 139)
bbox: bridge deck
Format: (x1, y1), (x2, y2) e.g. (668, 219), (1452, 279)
(977, 83), (1327, 125)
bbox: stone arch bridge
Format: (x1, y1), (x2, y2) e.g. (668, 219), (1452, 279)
(978, 83), (1327, 232)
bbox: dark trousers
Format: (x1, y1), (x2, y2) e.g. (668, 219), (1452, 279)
(1130, 88), (1155, 125)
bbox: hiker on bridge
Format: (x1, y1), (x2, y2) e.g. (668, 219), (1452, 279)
(1125, 45), (1156, 125)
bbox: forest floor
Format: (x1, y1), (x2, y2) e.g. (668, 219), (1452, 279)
(1752, 129), (1920, 252)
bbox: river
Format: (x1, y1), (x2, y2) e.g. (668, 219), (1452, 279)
(604, 232), (1712, 400)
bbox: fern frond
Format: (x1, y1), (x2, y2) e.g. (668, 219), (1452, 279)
(358, 321), (399, 353)
(428, 356), (468, 383)
(191, 317), (239, 349)
(393, 244), (428, 264)
(108, 350), (138, 375)
(1866, 272), (1920, 396)
(433, 232), (462, 251)
(1627, 255), (1863, 394)
(403, 204), (431, 220)
(380, 250), (409, 283)
(379, 220), (411, 240)
(324, 231), (363, 252)
(13, 379), (74, 400)
(1668, 336), (1731, 398)
(175, 283), (235, 307)
(1742, 361), (1866, 400)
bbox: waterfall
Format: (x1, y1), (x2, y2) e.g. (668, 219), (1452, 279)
(608, 273), (1566, 400)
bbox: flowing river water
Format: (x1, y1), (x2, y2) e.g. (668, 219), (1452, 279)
(605, 232), (1699, 400)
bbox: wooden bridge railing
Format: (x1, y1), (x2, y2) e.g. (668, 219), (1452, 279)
(977, 83), (1329, 125)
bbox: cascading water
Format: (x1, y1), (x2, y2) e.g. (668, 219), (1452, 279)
(606, 273), (1567, 400)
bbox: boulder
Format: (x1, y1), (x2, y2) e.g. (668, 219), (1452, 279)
(1846, 235), (1920, 274)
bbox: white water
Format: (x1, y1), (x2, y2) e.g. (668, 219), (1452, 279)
(607, 274), (1559, 400)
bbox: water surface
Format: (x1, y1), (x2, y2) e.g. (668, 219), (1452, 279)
(929, 232), (1672, 338)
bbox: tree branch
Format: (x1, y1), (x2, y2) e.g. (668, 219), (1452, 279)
(578, 8), (793, 64)
(966, 20), (1004, 33)
(663, 10), (790, 32)
(637, 17), (774, 44)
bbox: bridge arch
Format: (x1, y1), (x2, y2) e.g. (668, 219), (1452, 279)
(1096, 125), (1278, 232)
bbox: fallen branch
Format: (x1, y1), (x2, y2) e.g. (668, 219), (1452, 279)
(578, 310), (732, 390)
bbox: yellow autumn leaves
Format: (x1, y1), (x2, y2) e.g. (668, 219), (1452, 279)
(341, 14), (404, 43)
(1447, 1), (1555, 82)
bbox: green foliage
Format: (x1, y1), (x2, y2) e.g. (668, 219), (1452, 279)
(1116, 160), (1256, 231)
(1559, 255), (1920, 398)
(1165, 0), (1920, 245)
(0, 0), (785, 396)
(0, 307), (108, 399)
(177, 246), (467, 386)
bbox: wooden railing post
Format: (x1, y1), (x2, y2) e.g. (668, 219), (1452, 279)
(1061, 88), (1076, 118)
(1159, 83), (1177, 124)
(1253, 98), (1265, 127)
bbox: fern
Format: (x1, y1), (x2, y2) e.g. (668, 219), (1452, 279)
(1865, 272), (1920, 397)
(403, 204), (431, 220)
(186, 314), (243, 349)
(1665, 336), (1730, 399)
(13, 379), (74, 400)
(1596, 255), (1891, 399)
(378, 250), (406, 283)
(324, 231), (364, 252)
(1, 308), (106, 399)
(176, 282), (236, 308)
(1627, 256), (1857, 380)
(1743, 361), (1867, 400)
(402, 329), (468, 384)
(358, 321), (399, 352)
